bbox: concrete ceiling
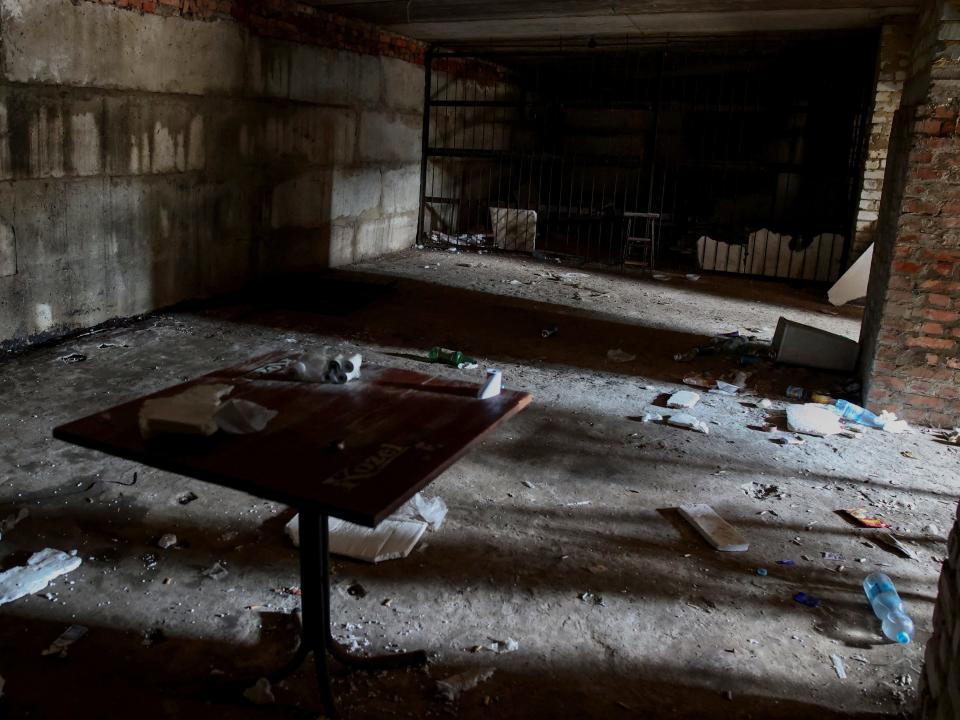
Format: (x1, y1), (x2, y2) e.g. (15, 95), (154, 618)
(313, 1), (918, 44)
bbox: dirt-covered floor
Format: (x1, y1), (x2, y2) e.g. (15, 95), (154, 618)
(1, 247), (958, 720)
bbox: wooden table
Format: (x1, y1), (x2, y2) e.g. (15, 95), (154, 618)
(53, 353), (532, 718)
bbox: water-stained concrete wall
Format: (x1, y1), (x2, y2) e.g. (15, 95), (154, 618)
(0, 0), (424, 347)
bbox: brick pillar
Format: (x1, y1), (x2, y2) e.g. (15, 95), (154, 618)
(917, 507), (960, 719)
(859, 0), (960, 428)
(852, 22), (913, 264)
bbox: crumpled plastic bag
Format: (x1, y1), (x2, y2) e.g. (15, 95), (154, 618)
(214, 399), (278, 434)
(395, 493), (448, 531)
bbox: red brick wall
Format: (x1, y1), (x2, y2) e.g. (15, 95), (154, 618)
(861, 0), (960, 428)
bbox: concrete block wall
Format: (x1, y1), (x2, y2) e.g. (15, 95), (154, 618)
(860, 0), (960, 428)
(0, 0), (425, 348)
(918, 505), (960, 720)
(852, 22), (914, 263)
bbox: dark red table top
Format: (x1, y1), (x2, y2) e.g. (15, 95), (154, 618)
(53, 354), (532, 526)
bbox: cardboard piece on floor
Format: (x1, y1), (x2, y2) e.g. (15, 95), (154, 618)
(285, 514), (427, 563)
(328, 517), (427, 563)
(771, 317), (859, 372)
(829, 244), (873, 306)
(678, 504), (749, 552)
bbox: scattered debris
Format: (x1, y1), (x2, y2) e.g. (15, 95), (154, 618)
(712, 381), (740, 395)
(667, 390), (700, 409)
(786, 386), (805, 401)
(177, 491), (198, 505)
(823, 552), (845, 562)
(437, 668), (496, 702)
(901, 450), (917, 460)
(667, 413), (709, 434)
(776, 560), (795, 566)
(756, 568), (768, 577)
(844, 508), (890, 529)
(830, 654), (847, 680)
(243, 677), (276, 705)
(685, 273), (701, 281)
(347, 583), (367, 598)
(0, 508), (29, 540)
(793, 592), (821, 608)
(57, 352), (86, 363)
(607, 348), (636, 363)
(41, 624), (88, 658)
(0, 548), (82, 606)
(429, 347), (478, 370)
(786, 404), (843, 436)
(579, 592), (605, 606)
(541, 326), (558, 338)
(771, 435), (805, 446)
(874, 533), (914, 559)
(682, 373), (713, 389)
(642, 411), (664, 423)
(202, 562), (228, 581)
(678, 504), (749, 552)
(473, 637), (519, 654)
(395, 493), (448, 531)
(741, 482), (782, 501)
(157, 533), (177, 550)
(478, 369), (502, 400)
(97, 342), (128, 349)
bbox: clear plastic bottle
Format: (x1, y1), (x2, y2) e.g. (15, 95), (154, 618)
(863, 572), (914, 644)
(833, 399), (884, 428)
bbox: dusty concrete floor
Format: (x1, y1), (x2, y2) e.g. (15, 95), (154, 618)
(1, 248), (958, 720)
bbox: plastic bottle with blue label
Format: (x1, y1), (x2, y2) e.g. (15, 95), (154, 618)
(863, 572), (914, 644)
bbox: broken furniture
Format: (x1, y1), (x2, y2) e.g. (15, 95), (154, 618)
(53, 353), (532, 719)
(771, 317), (860, 373)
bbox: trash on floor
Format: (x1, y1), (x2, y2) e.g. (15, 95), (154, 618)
(477, 369), (502, 400)
(429, 347), (478, 370)
(843, 508), (890, 529)
(642, 411), (664, 423)
(828, 244), (872, 306)
(177, 491), (198, 505)
(41, 624), (88, 658)
(685, 273), (701, 281)
(667, 413), (710, 434)
(712, 380), (741, 396)
(214, 399), (278, 434)
(741, 482), (782, 500)
(541, 325), (559, 338)
(772, 317), (859, 372)
(243, 677), (276, 705)
(0, 508), (29, 541)
(830, 654), (847, 679)
(394, 492), (449, 531)
(785, 385), (805, 401)
(139, 383), (233, 439)
(293, 351), (362, 384)
(678, 504), (749, 552)
(0, 548), (82, 606)
(793, 592), (821, 608)
(874, 533), (914, 559)
(473, 637), (519, 654)
(202, 562), (228, 580)
(437, 667), (496, 702)
(864, 572), (913, 644)
(285, 514), (428, 563)
(682, 373), (714, 389)
(607, 348), (636, 363)
(57, 352), (87, 363)
(667, 390), (700, 409)
(786, 404), (843, 436)
(579, 591), (605, 605)
(822, 551), (844, 562)
(157, 533), (177, 549)
(429, 231), (488, 248)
